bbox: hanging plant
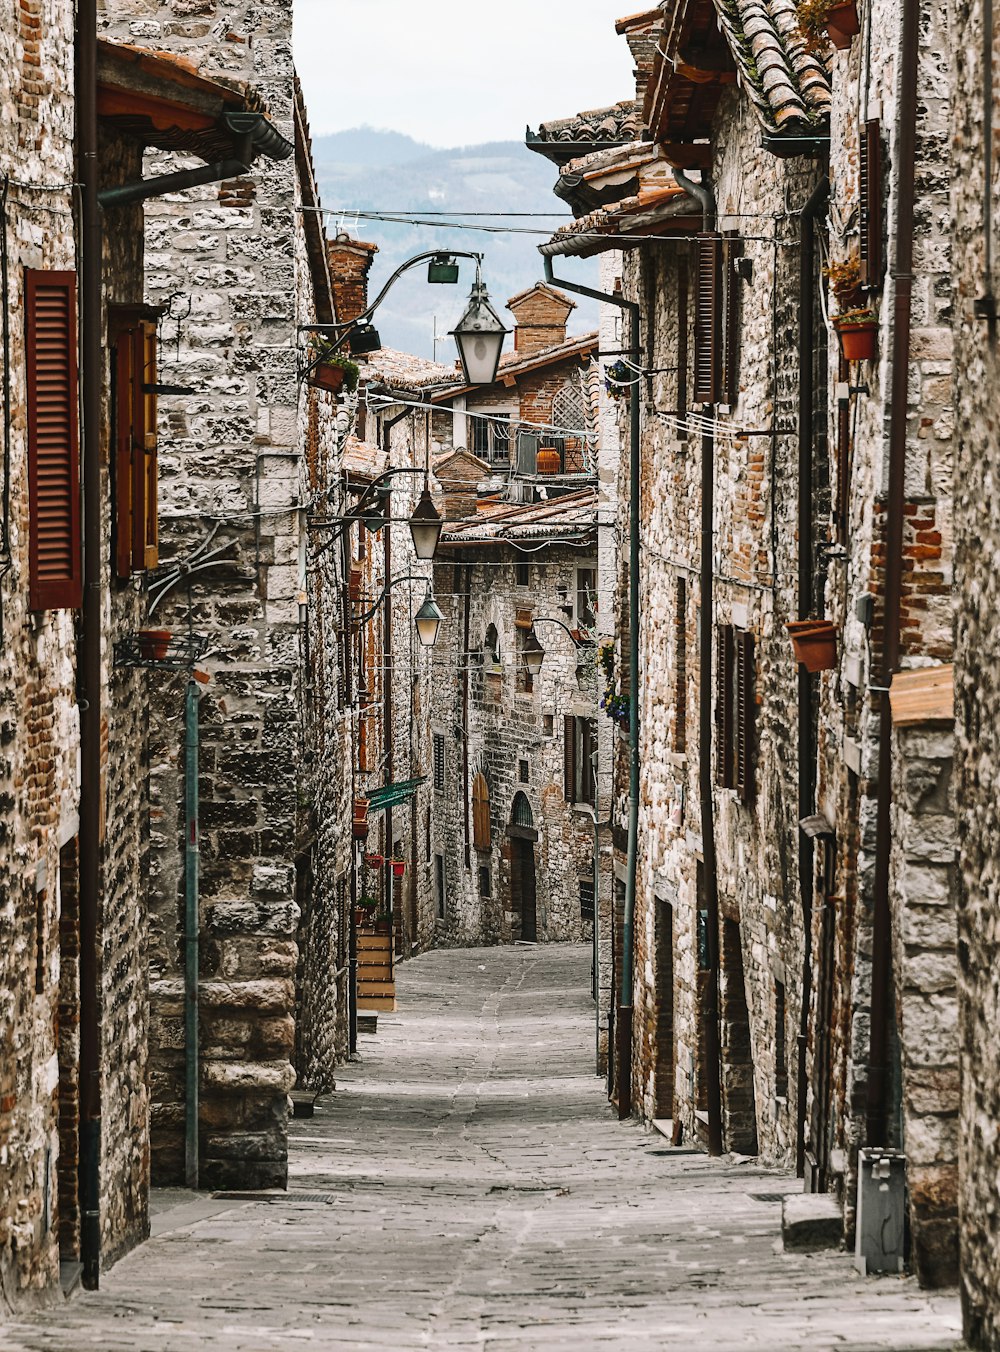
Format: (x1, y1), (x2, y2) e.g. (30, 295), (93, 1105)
(832, 308), (879, 361)
(308, 340), (360, 395)
(823, 255), (864, 312)
(604, 359), (633, 401)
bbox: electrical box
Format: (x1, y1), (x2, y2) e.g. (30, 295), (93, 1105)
(855, 1148), (906, 1275)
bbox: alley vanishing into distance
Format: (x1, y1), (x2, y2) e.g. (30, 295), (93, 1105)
(3, 946), (961, 1351)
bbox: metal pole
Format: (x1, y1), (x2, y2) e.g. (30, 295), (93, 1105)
(184, 681), (200, 1188)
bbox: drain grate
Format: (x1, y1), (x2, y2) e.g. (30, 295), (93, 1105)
(749, 1192), (787, 1203)
(213, 1191), (339, 1204)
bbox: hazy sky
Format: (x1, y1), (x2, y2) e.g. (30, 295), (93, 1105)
(293, 1), (636, 147)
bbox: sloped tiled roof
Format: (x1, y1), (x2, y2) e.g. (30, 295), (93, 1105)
(539, 181), (699, 258)
(713, 0), (831, 132)
(526, 100), (642, 165)
(361, 347), (458, 390)
(342, 435), (386, 481)
(439, 488), (598, 546)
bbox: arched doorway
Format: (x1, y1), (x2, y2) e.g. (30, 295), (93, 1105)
(509, 792), (537, 942)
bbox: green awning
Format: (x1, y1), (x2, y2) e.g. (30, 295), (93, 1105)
(367, 777), (427, 815)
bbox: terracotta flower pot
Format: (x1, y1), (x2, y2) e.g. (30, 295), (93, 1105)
(786, 619), (838, 673)
(348, 565), (363, 603)
(364, 852), (384, 869)
(309, 362), (346, 394)
(825, 0), (860, 36)
(835, 320), (878, 361)
(391, 860), (405, 879)
(536, 447), (561, 475)
(352, 796), (370, 840)
(136, 629), (172, 661)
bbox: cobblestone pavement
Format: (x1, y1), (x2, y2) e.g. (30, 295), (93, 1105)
(3, 944), (963, 1351)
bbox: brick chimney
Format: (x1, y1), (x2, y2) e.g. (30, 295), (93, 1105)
(506, 282), (576, 356)
(327, 234), (379, 324)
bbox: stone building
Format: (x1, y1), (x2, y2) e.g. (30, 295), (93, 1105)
(534, 0), (959, 1286)
(951, 0), (1000, 1337)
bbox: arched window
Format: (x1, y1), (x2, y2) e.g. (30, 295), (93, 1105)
(472, 772), (491, 850)
(484, 623), (501, 674)
(511, 792), (534, 830)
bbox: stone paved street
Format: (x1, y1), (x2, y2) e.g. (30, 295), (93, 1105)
(2, 944), (963, 1351)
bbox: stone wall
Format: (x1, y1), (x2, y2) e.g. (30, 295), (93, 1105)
(951, 0), (1000, 1333)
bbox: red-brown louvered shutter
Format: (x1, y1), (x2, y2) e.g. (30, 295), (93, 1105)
(834, 355), (851, 539)
(735, 630), (755, 803)
(26, 271), (81, 610)
(472, 772), (491, 850)
(721, 234), (743, 408)
(859, 120), (882, 289)
(693, 233), (722, 405)
(113, 319), (135, 579)
(714, 624), (734, 789)
(677, 259), (689, 425)
(564, 716), (577, 803)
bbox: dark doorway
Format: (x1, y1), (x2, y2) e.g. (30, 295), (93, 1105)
(511, 839), (537, 941)
(654, 898), (674, 1119)
(720, 918), (758, 1155)
(57, 837), (80, 1265)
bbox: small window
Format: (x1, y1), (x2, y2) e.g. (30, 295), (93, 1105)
(675, 576), (687, 753)
(433, 733), (445, 791)
(715, 624), (755, 802)
(484, 624), (501, 674)
(576, 567), (596, 632)
(471, 412), (511, 465)
(579, 879), (595, 923)
(515, 611), (535, 695)
(472, 772), (491, 851)
(435, 854), (446, 920)
(111, 310), (159, 577)
(564, 715), (596, 807)
(542, 714), (554, 737)
(515, 561), (530, 587)
(775, 980), (788, 1100)
(479, 866), (492, 898)
(518, 758), (529, 784)
(511, 792), (533, 830)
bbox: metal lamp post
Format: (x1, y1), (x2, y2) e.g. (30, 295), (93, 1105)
(451, 273), (509, 386)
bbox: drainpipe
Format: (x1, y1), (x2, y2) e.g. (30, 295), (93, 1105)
(674, 169), (724, 1157)
(543, 254), (640, 1118)
(77, 0), (103, 1289)
(184, 681), (200, 1188)
(342, 527), (358, 1055)
(381, 408), (409, 955)
(868, 0), (918, 1149)
(796, 175), (830, 1179)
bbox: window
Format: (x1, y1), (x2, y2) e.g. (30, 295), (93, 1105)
(859, 119), (883, 288)
(111, 309), (159, 576)
(511, 792), (533, 829)
(26, 270), (81, 609)
(518, 758), (529, 784)
(579, 878), (595, 923)
(551, 377), (591, 471)
(515, 561), (530, 587)
(471, 412), (511, 465)
(576, 567), (596, 632)
(542, 714), (554, 737)
(484, 623), (501, 674)
(564, 716), (596, 807)
(515, 610), (534, 694)
(479, 866), (492, 898)
(433, 733), (446, 791)
(675, 577), (687, 753)
(714, 624), (755, 802)
(471, 772), (491, 851)
(435, 854), (446, 920)
(775, 980), (788, 1100)
(693, 233), (743, 407)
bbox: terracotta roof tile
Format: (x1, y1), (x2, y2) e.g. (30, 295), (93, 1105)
(361, 348), (458, 390)
(439, 488), (598, 545)
(713, 0), (830, 134)
(531, 99), (642, 146)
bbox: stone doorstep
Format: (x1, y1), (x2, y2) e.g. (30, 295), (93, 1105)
(357, 1012), (378, 1034)
(782, 1191), (844, 1252)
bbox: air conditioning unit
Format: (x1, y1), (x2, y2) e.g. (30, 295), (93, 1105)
(855, 1148), (906, 1275)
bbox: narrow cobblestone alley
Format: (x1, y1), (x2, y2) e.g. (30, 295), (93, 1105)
(3, 946), (962, 1351)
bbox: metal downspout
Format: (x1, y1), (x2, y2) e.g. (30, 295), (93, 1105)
(674, 169), (724, 1156)
(868, 0), (918, 1149)
(542, 255), (640, 1117)
(184, 682), (200, 1188)
(796, 176), (830, 1179)
(342, 528), (358, 1055)
(77, 0), (103, 1289)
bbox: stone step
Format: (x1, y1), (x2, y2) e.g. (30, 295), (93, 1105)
(782, 1192), (843, 1251)
(357, 992), (396, 1011)
(358, 980), (395, 997)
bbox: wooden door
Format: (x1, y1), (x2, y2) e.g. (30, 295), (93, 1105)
(515, 840), (537, 942)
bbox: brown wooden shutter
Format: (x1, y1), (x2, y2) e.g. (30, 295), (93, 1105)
(564, 715), (577, 803)
(721, 234), (743, 407)
(834, 355), (851, 539)
(472, 772), (491, 850)
(677, 259), (688, 426)
(113, 321), (135, 579)
(714, 624), (734, 789)
(135, 321), (158, 569)
(693, 233), (722, 405)
(26, 271), (81, 610)
(859, 120), (882, 288)
(735, 630), (755, 803)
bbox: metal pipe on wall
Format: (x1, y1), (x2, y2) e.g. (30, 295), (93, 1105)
(184, 681), (200, 1189)
(867, 0), (919, 1148)
(77, 0), (104, 1288)
(796, 175), (830, 1179)
(543, 254), (640, 1118)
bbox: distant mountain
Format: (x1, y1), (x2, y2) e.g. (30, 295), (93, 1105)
(311, 128), (599, 361)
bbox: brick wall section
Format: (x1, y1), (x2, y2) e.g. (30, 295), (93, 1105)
(951, 0), (1000, 1333)
(508, 283), (575, 355)
(328, 237), (377, 326)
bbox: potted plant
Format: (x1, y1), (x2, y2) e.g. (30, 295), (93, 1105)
(352, 796), (370, 840)
(374, 910), (392, 936)
(796, 0), (858, 49)
(604, 359), (633, 401)
(364, 851), (384, 869)
(308, 341), (360, 396)
(357, 894), (378, 926)
(786, 619), (839, 672)
(135, 628), (172, 661)
(391, 858), (406, 879)
(823, 255), (864, 312)
(832, 307), (879, 361)
(348, 564), (363, 603)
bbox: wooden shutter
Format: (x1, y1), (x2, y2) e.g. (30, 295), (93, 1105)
(472, 772), (491, 850)
(26, 271), (81, 610)
(859, 120), (882, 288)
(714, 624), (734, 789)
(693, 233), (722, 405)
(135, 321), (158, 569)
(735, 630), (755, 803)
(677, 259), (688, 424)
(721, 234), (743, 408)
(113, 321), (135, 579)
(564, 716), (577, 803)
(834, 354), (851, 539)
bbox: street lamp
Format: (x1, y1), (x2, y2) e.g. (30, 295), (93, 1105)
(414, 588), (444, 647)
(521, 616), (593, 677)
(408, 486), (443, 561)
(451, 276), (509, 386)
